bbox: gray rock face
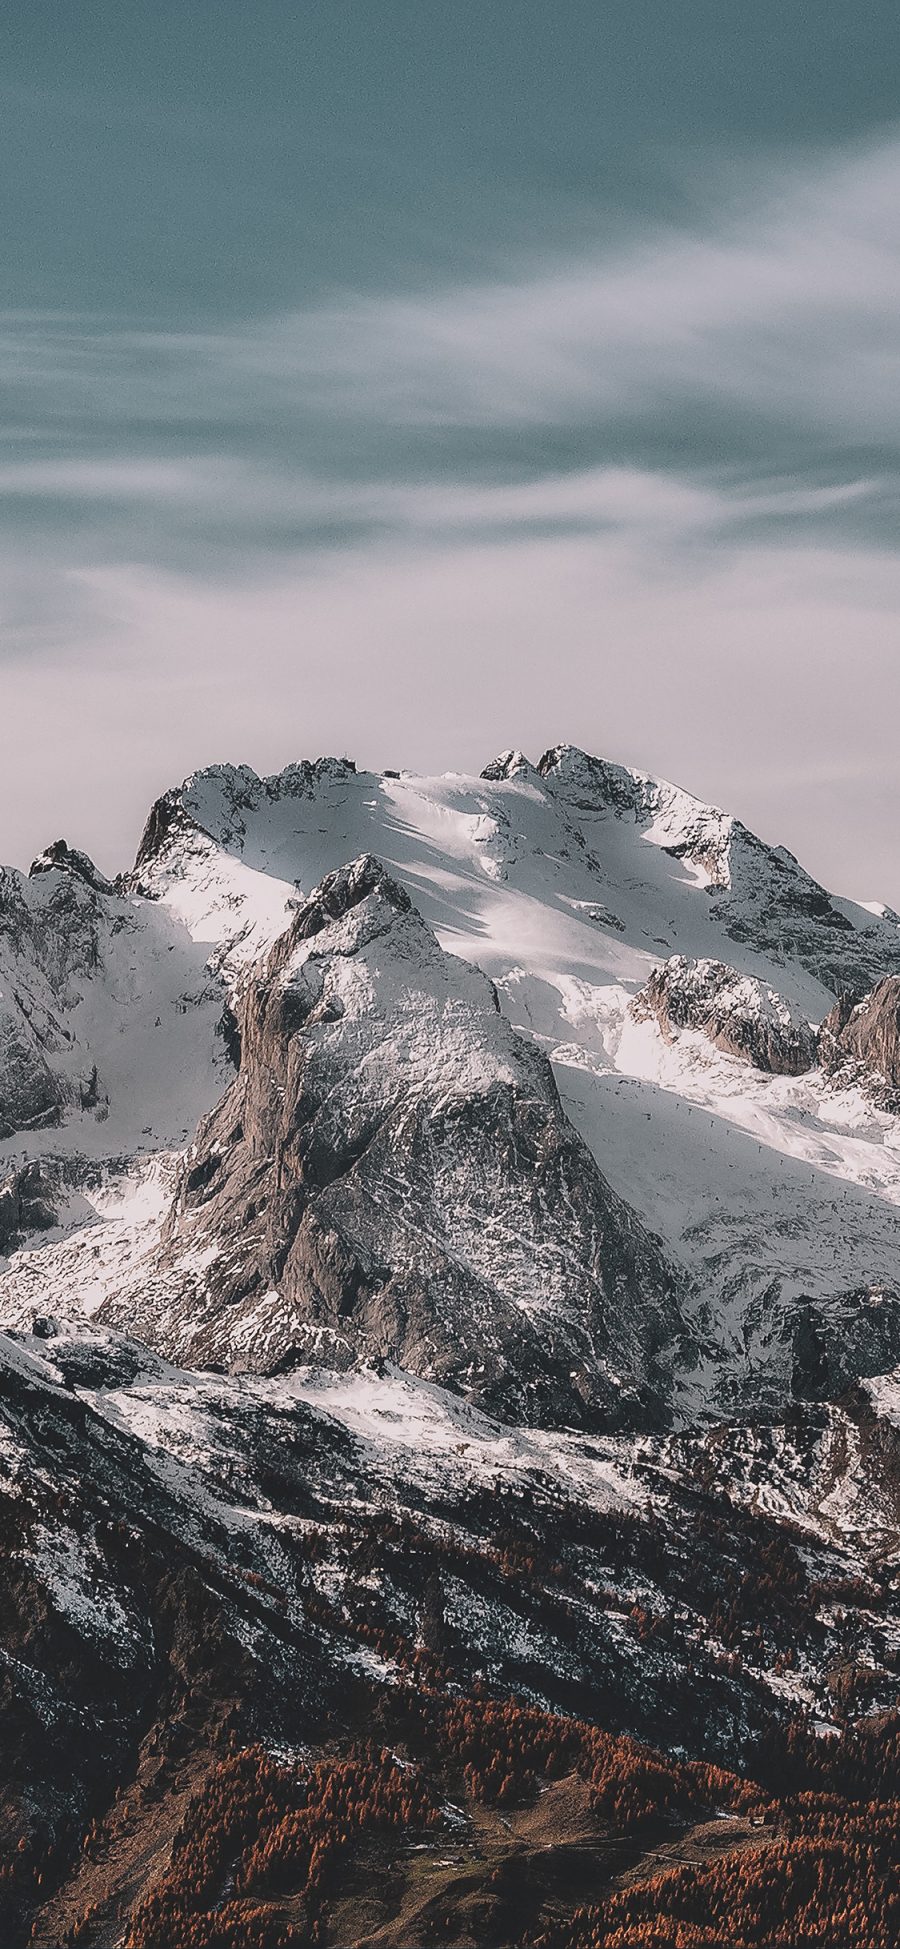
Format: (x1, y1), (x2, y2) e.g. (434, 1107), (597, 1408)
(633, 956), (818, 1076)
(0, 865), (96, 1138)
(820, 977), (900, 1108)
(788, 1287), (900, 1402)
(0, 1018), (66, 1141)
(480, 749), (538, 782)
(0, 1163), (57, 1255)
(0, 847), (141, 1137)
(111, 856), (688, 1431)
(0, 840), (227, 1152)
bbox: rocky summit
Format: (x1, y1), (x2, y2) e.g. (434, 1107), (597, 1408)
(105, 853), (684, 1430)
(2, 745), (900, 1947)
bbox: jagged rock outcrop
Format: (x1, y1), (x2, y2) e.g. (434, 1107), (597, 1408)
(539, 743), (900, 993)
(0, 865), (97, 1138)
(0, 1007), (66, 1140)
(819, 977), (900, 1109)
(480, 749), (537, 782)
(788, 1287), (900, 1401)
(29, 839), (114, 896)
(107, 856), (688, 1430)
(133, 755), (358, 878)
(633, 956), (818, 1076)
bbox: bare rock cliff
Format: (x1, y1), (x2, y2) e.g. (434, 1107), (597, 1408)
(108, 856), (688, 1430)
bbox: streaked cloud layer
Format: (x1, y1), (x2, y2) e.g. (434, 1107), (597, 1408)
(2, 5), (899, 898)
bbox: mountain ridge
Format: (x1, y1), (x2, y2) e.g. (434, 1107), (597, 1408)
(3, 742), (900, 1946)
(5, 741), (900, 1422)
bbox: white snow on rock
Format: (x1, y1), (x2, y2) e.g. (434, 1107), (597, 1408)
(5, 742), (900, 1419)
(632, 955), (818, 1074)
(273, 1364), (645, 1511)
(122, 748), (900, 1403)
(0, 858), (230, 1172)
(0, 1156), (177, 1324)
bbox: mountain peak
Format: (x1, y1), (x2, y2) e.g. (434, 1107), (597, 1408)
(7, 738), (900, 1434)
(285, 853), (411, 947)
(101, 857), (685, 1426)
(134, 756), (359, 873)
(480, 749), (537, 781)
(29, 838), (114, 895)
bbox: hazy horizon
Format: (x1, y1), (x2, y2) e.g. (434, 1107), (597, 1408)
(3, 4), (900, 902)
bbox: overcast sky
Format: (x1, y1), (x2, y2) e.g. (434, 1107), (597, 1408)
(2, 3), (900, 900)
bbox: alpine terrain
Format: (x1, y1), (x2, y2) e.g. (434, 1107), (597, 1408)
(2, 744), (900, 1948)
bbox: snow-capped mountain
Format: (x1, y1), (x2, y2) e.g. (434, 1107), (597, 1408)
(100, 854), (683, 1430)
(4, 742), (900, 1948)
(4, 740), (900, 1420)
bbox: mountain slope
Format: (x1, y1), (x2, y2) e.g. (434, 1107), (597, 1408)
(100, 855), (685, 1430)
(0, 844), (230, 1165)
(3, 743), (900, 1946)
(6, 744), (900, 1418)
(95, 743), (900, 1415)
(1, 1313), (898, 1948)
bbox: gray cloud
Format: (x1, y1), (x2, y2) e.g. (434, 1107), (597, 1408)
(4, 136), (900, 452)
(3, 524), (900, 907)
(2, 131), (900, 909)
(34, 138), (900, 421)
(219, 138), (900, 438)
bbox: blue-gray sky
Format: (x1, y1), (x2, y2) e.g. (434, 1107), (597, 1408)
(2, 3), (900, 896)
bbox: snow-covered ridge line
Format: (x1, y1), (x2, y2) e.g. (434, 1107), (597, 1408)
(4, 738), (900, 1428)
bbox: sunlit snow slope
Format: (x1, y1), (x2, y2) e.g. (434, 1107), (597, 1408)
(122, 745), (900, 1406)
(4, 742), (900, 1417)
